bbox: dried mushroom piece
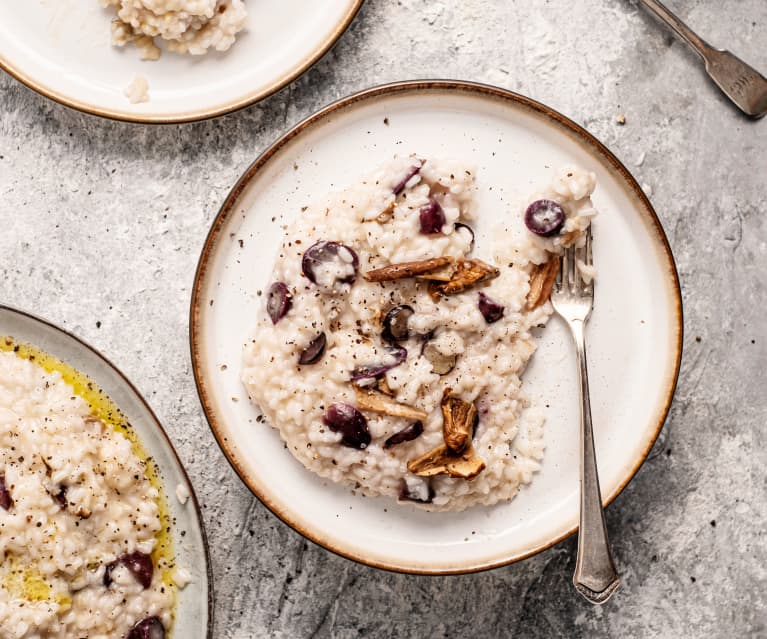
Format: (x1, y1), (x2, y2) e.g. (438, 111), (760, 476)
(414, 262), (456, 282)
(432, 259), (500, 296)
(407, 443), (485, 479)
(376, 201), (396, 223)
(354, 386), (428, 421)
(422, 341), (457, 375)
(364, 257), (454, 283)
(440, 389), (477, 453)
(526, 257), (560, 310)
(427, 281), (444, 302)
(377, 377), (396, 397)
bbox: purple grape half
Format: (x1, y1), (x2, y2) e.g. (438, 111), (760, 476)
(266, 282), (292, 324)
(392, 162), (424, 195)
(126, 617), (165, 639)
(524, 199), (566, 237)
(323, 403), (371, 449)
(478, 292), (505, 324)
(398, 479), (435, 504)
(420, 336), (457, 375)
(53, 485), (68, 509)
(419, 198), (445, 234)
(384, 421), (424, 449)
(381, 305), (414, 343)
(298, 332), (326, 365)
(104, 552), (153, 589)
(350, 345), (407, 381)
(0, 475), (11, 511)
(454, 222), (475, 250)
(302, 241), (359, 287)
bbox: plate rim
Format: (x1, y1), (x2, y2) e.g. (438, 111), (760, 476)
(0, 303), (215, 636)
(0, 0), (364, 124)
(189, 79), (684, 575)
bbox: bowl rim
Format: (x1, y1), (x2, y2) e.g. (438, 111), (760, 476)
(189, 79), (684, 575)
(0, 303), (215, 634)
(0, 0), (364, 124)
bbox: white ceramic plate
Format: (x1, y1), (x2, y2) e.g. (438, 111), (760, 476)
(0, 0), (362, 123)
(191, 81), (683, 574)
(0, 305), (212, 636)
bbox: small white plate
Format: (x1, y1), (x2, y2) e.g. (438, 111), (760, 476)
(0, 0), (362, 123)
(0, 305), (212, 636)
(191, 81), (683, 574)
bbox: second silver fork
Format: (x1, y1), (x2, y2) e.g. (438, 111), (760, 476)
(550, 228), (620, 604)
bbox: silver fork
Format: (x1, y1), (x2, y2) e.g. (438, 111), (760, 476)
(638, 0), (767, 119)
(551, 228), (620, 604)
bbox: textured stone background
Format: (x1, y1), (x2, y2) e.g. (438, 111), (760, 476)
(2, 0), (766, 637)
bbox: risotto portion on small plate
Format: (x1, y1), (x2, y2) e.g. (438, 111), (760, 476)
(0, 1), (362, 121)
(0, 333), (204, 639)
(241, 157), (598, 512)
(0, 346), (174, 638)
(101, 0), (248, 59)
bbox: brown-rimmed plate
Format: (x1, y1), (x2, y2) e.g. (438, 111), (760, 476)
(0, 304), (213, 635)
(0, 0), (363, 123)
(190, 80), (683, 574)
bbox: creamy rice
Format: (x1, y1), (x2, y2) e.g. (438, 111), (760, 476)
(242, 158), (597, 511)
(0, 348), (175, 638)
(124, 73), (150, 104)
(101, 0), (248, 58)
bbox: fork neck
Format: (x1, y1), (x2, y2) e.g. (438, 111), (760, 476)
(567, 318), (587, 348)
(639, 0), (711, 59)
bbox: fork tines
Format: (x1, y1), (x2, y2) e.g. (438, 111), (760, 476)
(556, 226), (593, 295)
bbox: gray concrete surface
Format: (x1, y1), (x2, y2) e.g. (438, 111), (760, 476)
(2, 0), (766, 637)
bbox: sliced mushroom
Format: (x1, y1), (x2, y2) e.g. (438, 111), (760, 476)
(376, 201), (396, 223)
(364, 257), (454, 283)
(440, 389), (477, 454)
(526, 257), (560, 310)
(422, 341), (457, 375)
(414, 262), (456, 282)
(377, 377), (395, 397)
(427, 281), (443, 302)
(432, 259), (500, 296)
(381, 305), (414, 343)
(354, 386), (427, 421)
(407, 443), (485, 479)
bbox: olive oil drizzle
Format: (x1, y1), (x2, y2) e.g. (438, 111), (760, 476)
(0, 337), (177, 602)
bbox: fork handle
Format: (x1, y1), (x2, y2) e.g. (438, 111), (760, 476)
(570, 320), (620, 604)
(638, 0), (712, 60)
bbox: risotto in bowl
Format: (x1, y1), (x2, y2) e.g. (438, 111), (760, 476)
(241, 157), (599, 512)
(0, 319), (209, 639)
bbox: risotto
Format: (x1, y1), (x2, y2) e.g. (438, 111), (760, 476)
(0, 345), (177, 639)
(241, 158), (598, 511)
(101, 0), (248, 58)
